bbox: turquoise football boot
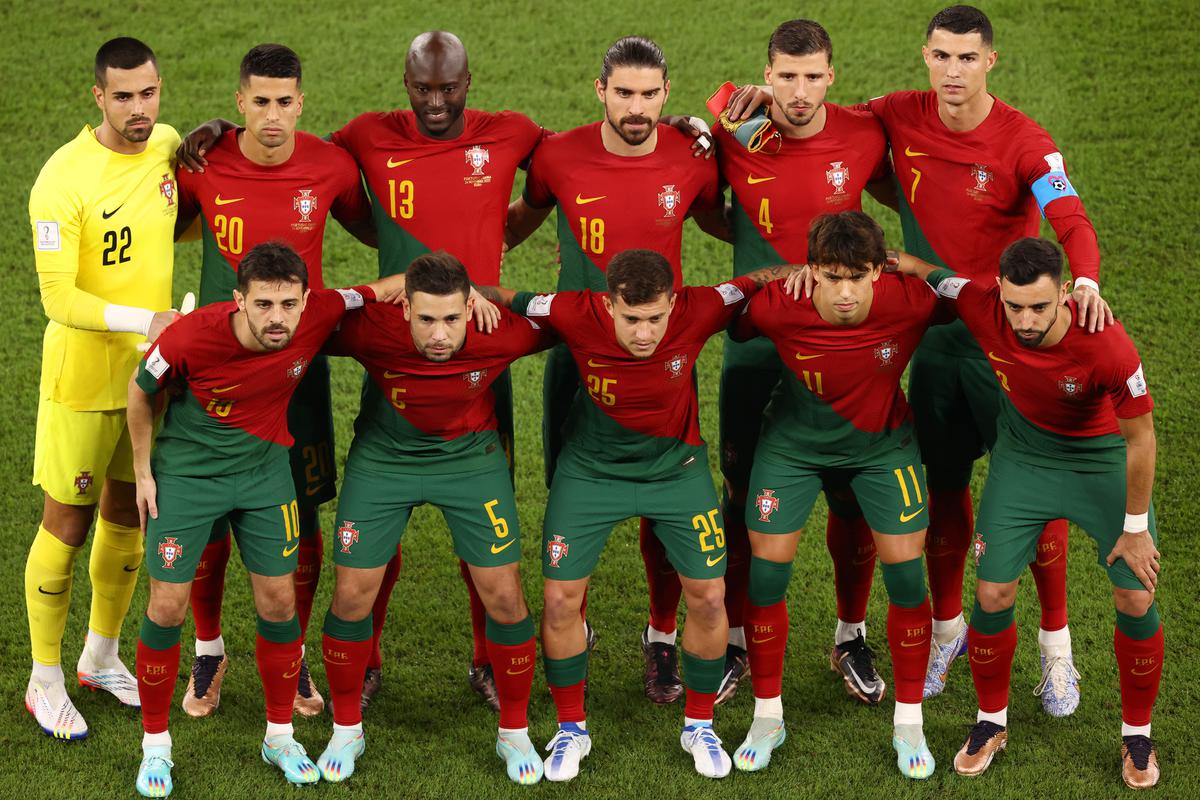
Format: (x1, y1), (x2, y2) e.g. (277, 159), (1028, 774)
(261, 734), (320, 785)
(135, 745), (174, 798)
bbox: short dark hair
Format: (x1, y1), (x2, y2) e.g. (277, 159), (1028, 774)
(606, 249), (674, 306)
(240, 43), (302, 87)
(807, 211), (886, 275)
(406, 251), (471, 299)
(237, 241), (308, 291)
(768, 19), (833, 65)
(599, 36), (667, 86)
(998, 237), (1063, 286)
(94, 37), (157, 88)
(927, 5), (994, 47)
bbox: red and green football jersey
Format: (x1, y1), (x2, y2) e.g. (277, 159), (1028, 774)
(176, 130), (370, 304)
(325, 305), (555, 474)
(331, 109), (545, 283)
(866, 90), (1100, 357)
(135, 287), (373, 477)
(512, 276), (756, 480)
(523, 122), (720, 291)
(734, 273), (945, 464)
(716, 102), (888, 274)
(928, 269), (1152, 469)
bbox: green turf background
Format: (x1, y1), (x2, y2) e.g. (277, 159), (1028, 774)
(1, 0), (1197, 797)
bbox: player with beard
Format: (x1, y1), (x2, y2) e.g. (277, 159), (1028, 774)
(504, 36), (727, 707)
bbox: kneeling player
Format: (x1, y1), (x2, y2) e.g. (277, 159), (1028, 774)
(314, 253), (552, 785)
(901, 240), (1162, 789)
(127, 243), (400, 797)
(733, 212), (942, 778)
(483, 250), (797, 780)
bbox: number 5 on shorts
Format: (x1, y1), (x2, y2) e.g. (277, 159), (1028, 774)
(485, 499), (514, 555)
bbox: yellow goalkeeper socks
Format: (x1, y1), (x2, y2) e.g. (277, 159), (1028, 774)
(88, 517), (143, 640)
(26, 525), (82, 666)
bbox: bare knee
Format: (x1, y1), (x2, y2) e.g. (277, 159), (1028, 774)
(543, 581), (583, 630)
(330, 567), (384, 621)
(99, 480), (139, 527)
(1113, 588), (1154, 618)
(147, 582), (191, 628)
(683, 579), (726, 624)
(252, 576), (296, 622)
(976, 580), (1018, 612)
(41, 496), (95, 547)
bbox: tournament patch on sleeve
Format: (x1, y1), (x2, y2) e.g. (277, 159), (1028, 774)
(716, 282), (745, 305)
(1126, 363), (1148, 398)
(145, 345), (170, 379)
(937, 276), (971, 299)
(335, 287), (365, 309)
(35, 221), (60, 251)
(526, 294), (555, 317)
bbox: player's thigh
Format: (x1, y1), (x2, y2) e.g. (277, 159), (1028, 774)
(848, 444), (930, 536)
(287, 355), (336, 515)
(718, 336), (782, 489)
(637, 467), (729, 581)
(227, 462), (304, 578)
(909, 346), (985, 478)
(431, 455), (523, 569)
(146, 472), (235, 583)
(973, 453), (1059, 584)
(33, 399), (125, 506)
(1064, 469), (1161, 590)
(745, 453), (822, 536)
(329, 464), (415, 570)
(541, 471), (632, 580)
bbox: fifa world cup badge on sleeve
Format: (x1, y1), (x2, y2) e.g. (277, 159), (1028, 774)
(546, 535), (569, 568)
(756, 489), (779, 522)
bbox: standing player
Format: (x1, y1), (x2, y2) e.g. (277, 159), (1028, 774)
(481, 251), (798, 780)
(709, 19), (893, 704)
(504, 36), (727, 705)
(172, 43), (374, 719)
(730, 212), (942, 779)
(26, 37), (183, 740)
(899, 239), (1162, 789)
(315, 253), (554, 785)
(127, 243), (401, 797)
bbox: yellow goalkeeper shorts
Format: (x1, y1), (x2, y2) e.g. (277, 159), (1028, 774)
(32, 396), (133, 505)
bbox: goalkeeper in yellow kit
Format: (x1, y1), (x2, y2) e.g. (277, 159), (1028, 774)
(26, 37), (186, 740)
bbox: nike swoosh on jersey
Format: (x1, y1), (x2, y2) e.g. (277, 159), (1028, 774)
(211, 384), (241, 394)
(282, 544), (299, 558)
(575, 194), (607, 205)
(37, 585), (66, 595)
(746, 175), (776, 185)
(491, 540), (516, 555)
(387, 158), (414, 168)
(900, 507), (924, 523)
(214, 195), (244, 206)
(706, 553), (726, 567)
(904, 146), (930, 157)
(383, 371), (405, 379)
(101, 204), (124, 219)
(987, 351), (1014, 364)
(586, 359), (614, 368)
(794, 353), (824, 361)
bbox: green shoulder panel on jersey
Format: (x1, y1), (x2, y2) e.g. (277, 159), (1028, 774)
(757, 371), (914, 467)
(152, 388), (289, 478)
(555, 204), (607, 292)
(994, 393), (1126, 472)
(897, 185), (983, 359)
(368, 185), (432, 278)
(556, 396), (707, 482)
(349, 381), (503, 475)
(198, 219), (238, 306)
(725, 196), (787, 367)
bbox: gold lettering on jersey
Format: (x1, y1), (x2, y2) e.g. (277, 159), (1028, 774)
(464, 146), (492, 187)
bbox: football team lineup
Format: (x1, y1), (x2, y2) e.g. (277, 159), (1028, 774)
(22, 4), (1170, 797)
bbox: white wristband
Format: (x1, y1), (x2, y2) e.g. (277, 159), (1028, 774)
(103, 304), (155, 336)
(1074, 276), (1100, 293)
(1124, 512), (1149, 533)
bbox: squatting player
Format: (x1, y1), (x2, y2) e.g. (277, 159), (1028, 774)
(708, 19), (893, 704)
(504, 36), (731, 706)
(730, 212), (944, 779)
(900, 239), (1162, 790)
(127, 243), (402, 797)
(315, 253), (555, 786)
(26, 37), (184, 740)
(173, 42), (375, 719)
(482, 251), (799, 781)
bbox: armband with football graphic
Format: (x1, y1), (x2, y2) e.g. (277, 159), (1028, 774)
(706, 81), (781, 155)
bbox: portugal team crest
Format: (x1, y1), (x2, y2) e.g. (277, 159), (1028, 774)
(158, 537), (183, 569)
(664, 353), (688, 379)
(1058, 375), (1082, 396)
(159, 173), (176, 206)
(337, 521), (360, 554)
(874, 339), (899, 366)
(825, 161), (850, 196)
(464, 368), (488, 389)
(756, 489), (780, 522)
(293, 189), (318, 223)
(973, 531), (986, 566)
(658, 184), (682, 217)
(546, 534), (569, 567)
(970, 163), (992, 194)
(287, 358), (309, 380)
(73, 470), (94, 496)
(464, 146), (492, 186)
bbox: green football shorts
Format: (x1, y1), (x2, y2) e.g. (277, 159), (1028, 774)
(286, 354), (336, 511)
(908, 344), (1000, 474)
(718, 335), (782, 489)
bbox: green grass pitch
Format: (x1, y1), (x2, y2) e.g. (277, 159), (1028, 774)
(0, 0), (1196, 797)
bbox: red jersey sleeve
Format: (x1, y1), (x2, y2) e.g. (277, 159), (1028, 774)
(691, 156), (721, 212)
(687, 276), (758, 336)
(328, 148), (371, 227)
(522, 145), (556, 209)
(135, 319), (191, 394)
(175, 167), (202, 224)
(1099, 330), (1154, 419)
(494, 307), (558, 356)
(1013, 135), (1100, 285)
(329, 114), (365, 153)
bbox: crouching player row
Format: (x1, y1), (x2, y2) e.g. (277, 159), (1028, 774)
(126, 243), (404, 797)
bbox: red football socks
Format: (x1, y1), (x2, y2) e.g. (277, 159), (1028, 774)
(746, 599), (789, 698)
(967, 622), (1017, 714)
(323, 633), (371, 726)
(294, 532), (323, 639)
(137, 639), (180, 734)
(190, 534), (231, 641)
(1030, 519), (1070, 631)
(926, 487), (974, 621)
(368, 547), (402, 670)
(256, 634), (302, 725)
(641, 518), (682, 634)
(487, 635), (537, 729)
(460, 559), (490, 668)
(684, 689), (717, 720)
(1115, 625), (1164, 727)
(827, 512), (876, 624)
(887, 599), (933, 704)
(550, 681), (586, 725)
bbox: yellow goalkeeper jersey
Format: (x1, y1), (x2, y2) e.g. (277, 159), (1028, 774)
(30, 123), (180, 411)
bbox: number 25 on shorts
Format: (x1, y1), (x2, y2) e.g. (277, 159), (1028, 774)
(485, 499), (514, 555)
(693, 509), (726, 566)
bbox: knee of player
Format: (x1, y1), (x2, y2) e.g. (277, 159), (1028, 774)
(484, 587), (528, 623)
(254, 585), (297, 622)
(146, 591), (189, 628)
(542, 581), (583, 625)
(975, 580), (1018, 612)
(1113, 587), (1155, 618)
(683, 580), (726, 620)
